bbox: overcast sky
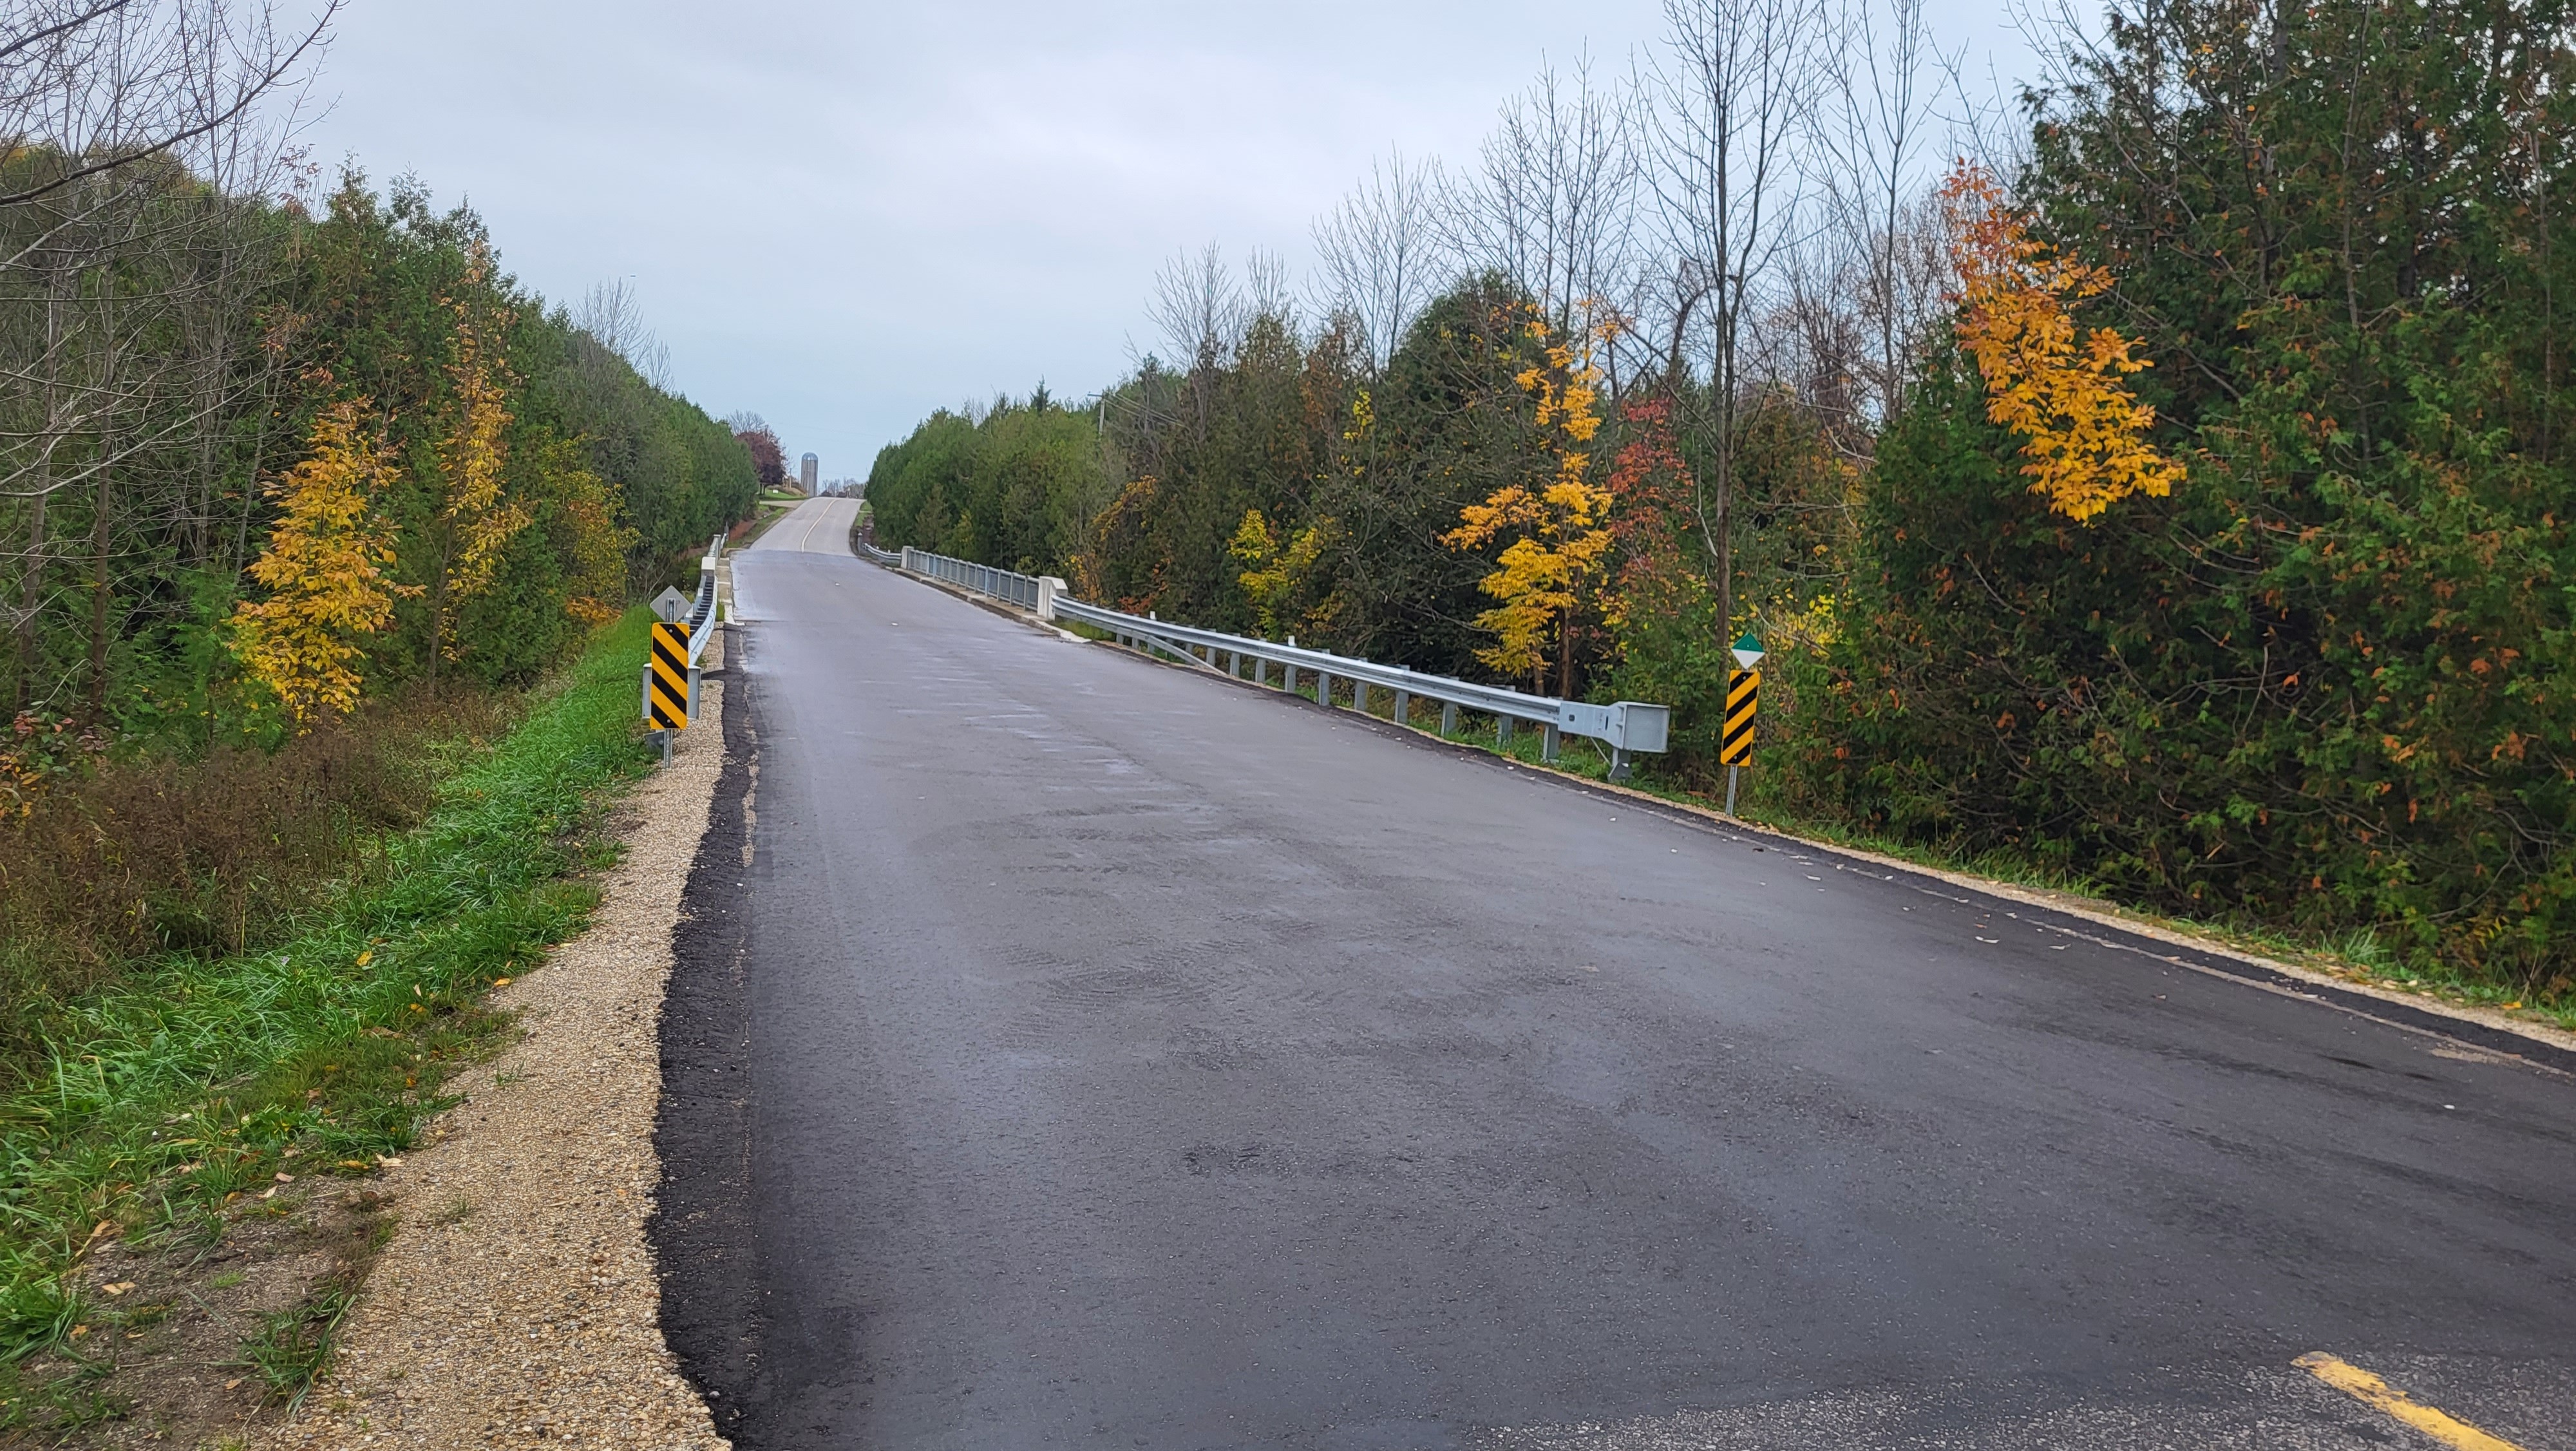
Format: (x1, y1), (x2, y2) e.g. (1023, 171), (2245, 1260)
(298, 1), (2049, 479)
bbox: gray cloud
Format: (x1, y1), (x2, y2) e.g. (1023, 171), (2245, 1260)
(303, 1), (2039, 476)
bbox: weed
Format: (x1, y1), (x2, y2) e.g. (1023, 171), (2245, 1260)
(429, 1196), (474, 1226)
(0, 1354), (124, 1434)
(232, 1283), (355, 1406)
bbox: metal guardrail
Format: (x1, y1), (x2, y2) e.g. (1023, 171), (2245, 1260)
(901, 547), (1040, 609)
(865, 545), (1669, 777)
(685, 531), (722, 667)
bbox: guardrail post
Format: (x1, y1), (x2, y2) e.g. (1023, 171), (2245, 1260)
(1393, 688), (1410, 726)
(1441, 701), (1457, 735)
(1316, 670), (1332, 707)
(1352, 680), (1369, 716)
(1542, 724), (1561, 763)
(1284, 662), (1297, 696)
(1498, 716), (1515, 746)
(1037, 576), (1064, 621)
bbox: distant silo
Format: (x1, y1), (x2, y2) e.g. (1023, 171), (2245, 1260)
(800, 453), (819, 493)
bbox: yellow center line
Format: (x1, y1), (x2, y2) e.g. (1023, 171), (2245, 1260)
(2296, 1352), (2526, 1451)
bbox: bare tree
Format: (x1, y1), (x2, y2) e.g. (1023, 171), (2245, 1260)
(1446, 57), (1645, 354)
(576, 278), (672, 391)
(0, 0), (338, 210)
(0, 2), (331, 715)
(1147, 242), (1247, 372)
(1242, 245), (1296, 331)
(1311, 149), (1444, 375)
(1810, 0), (1958, 427)
(1644, 0), (1821, 641)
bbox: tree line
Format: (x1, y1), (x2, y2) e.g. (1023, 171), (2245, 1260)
(1, 0), (758, 775)
(868, 0), (2576, 998)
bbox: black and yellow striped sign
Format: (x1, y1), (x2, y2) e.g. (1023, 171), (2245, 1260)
(1719, 669), (1758, 766)
(648, 621), (691, 730)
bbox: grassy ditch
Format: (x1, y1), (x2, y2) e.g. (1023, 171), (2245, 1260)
(0, 610), (659, 1432)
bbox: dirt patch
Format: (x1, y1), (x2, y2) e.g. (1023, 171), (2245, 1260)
(242, 634), (737, 1451)
(7, 1187), (390, 1445)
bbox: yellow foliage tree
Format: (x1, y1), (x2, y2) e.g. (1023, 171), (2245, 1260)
(1444, 310), (1616, 694)
(424, 243), (534, 678)
(231, 401), (416, 727)
(1231, 507), (1332, 640)
(533, 436), (635, 627)
(1943, 162), (2184, 522)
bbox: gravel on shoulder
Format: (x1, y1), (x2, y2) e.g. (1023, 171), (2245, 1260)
(260, 645), (733, 1451)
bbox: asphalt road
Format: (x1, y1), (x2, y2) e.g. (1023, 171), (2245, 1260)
(747, 495), (860, 555)
(654, 500), (2576, 1451)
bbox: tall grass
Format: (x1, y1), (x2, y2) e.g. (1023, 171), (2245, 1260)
(0, 611), (656, 1363)
(0, 694), (513, 1086)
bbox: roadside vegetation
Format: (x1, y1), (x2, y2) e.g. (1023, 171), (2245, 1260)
(0, 4), (769, 1433)
(0, 3), (764, 1067)
(0, 610), (659, 1434)
(866, 0), (2576, 1014)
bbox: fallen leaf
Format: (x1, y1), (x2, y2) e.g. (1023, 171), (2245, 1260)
(259, 1188), (278, 1200)
(491, 976), (513, 987)
(375, 1155), (404, 1168)
(339, 1160), (370, 1170)
(68, 1325), (89, 1339)
(100, 1282), (135, 1297)
(274, 1172), (295, 1184)
(356, 951), (374, 967)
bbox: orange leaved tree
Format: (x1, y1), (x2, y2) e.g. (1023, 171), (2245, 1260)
(231, 401), (415, 727)
(1942, 162), (2183, 522)
(1445, 310), (1616, 696)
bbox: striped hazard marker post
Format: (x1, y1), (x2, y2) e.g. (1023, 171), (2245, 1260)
(643, 621), (695, 760)
(1722, 633), (1763, 817)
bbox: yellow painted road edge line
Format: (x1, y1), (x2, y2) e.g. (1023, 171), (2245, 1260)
(2296, 1352), (2526, 1451)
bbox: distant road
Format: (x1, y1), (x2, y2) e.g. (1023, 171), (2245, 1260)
(746, 495), (860, 556)
(656, 533), (2576, 1451)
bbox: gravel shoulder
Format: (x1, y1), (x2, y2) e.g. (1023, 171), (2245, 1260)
(259, 636), (734, 1451)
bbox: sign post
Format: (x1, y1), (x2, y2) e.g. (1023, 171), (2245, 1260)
(1722, 634), (1764, 815)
